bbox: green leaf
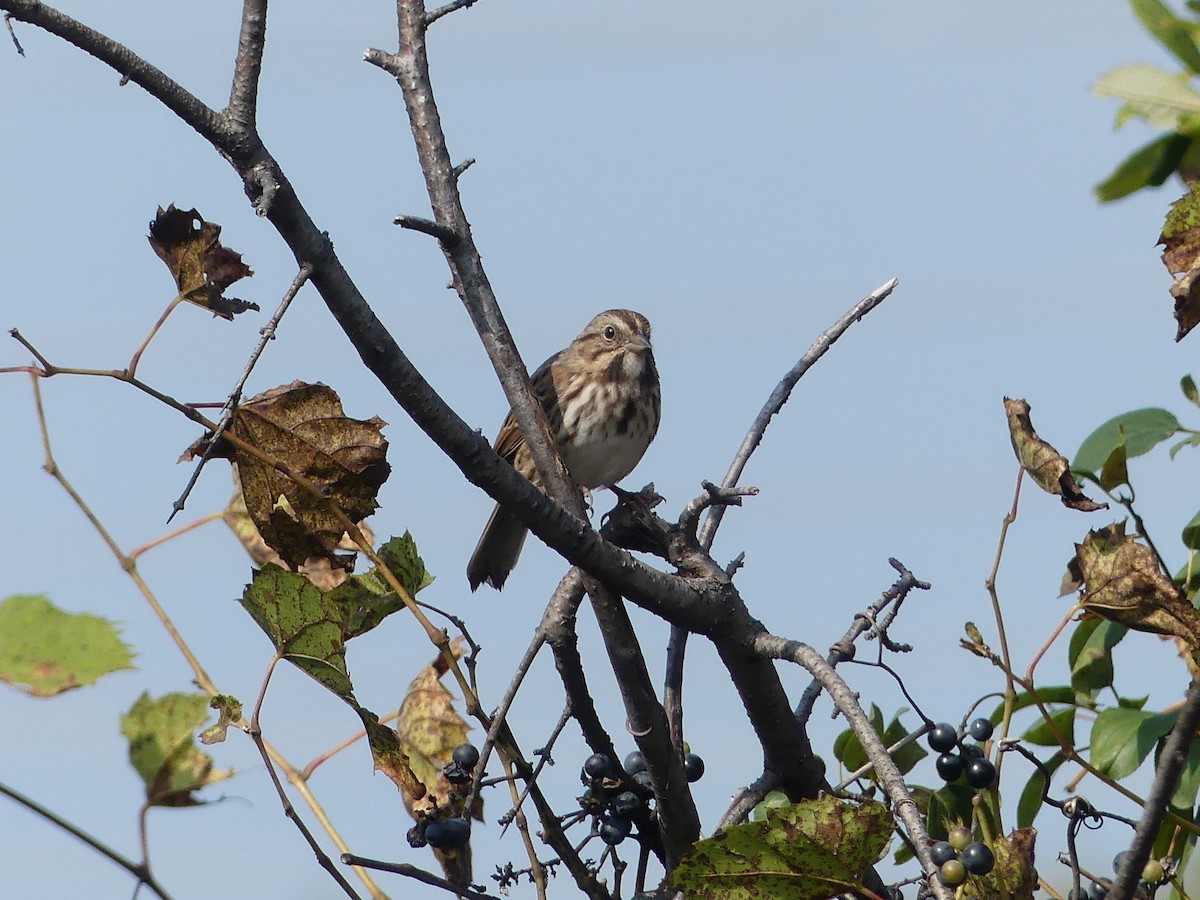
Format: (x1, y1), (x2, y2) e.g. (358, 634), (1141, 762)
(668, 796), (893, 899)
(1094, 63), (1200, 130)
(327, 532), (432, 639)
(121, 691), (231, 806)
(1183, 374), (1200, 407)
(750, 790), (791, 822)
(1095, 132), (1191, 201)
(1073, 408), (1181, 474)
(1131, 0), (1200, 73)
(1164, 737), (1200, 809)
(1098, 434), (1130, 491)
(1183, 510), (1200, 551)
(240, 565), (354, 698)
(833, 706), (925, 780)
(0, 594), (135, 696)
(1170, 433), (1200, 458)
(927, 782), (976, 839)
(378, 531), (435, 597)
(1089, 707), (1177, 779)
(1017, 750), (1065, 828)
(1069, 618), (1127, 703)
(988, 685), (1080, 724)
(1021, 706), (1076, 747)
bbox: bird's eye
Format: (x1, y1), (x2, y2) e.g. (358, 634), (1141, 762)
(603, 325), (617, 340)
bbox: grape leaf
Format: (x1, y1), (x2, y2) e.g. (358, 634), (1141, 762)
(1163, 183), (1200, 340)
(0, 594), (134, 696)
(121, 691), (231, 806)
(241, 564), (354, 697)
(147, 205), (257, 318)
(668, 795), (892, 899)
(196, 381), (390, 570)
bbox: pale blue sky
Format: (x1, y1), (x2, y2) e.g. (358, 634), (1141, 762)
(3, 2), (1198, 898)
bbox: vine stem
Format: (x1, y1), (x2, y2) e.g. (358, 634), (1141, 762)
(983, 465), (1023, 812)
(25, 373), (388, 899)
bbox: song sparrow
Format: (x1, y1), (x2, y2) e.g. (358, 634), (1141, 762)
(467, 309), (661, 590)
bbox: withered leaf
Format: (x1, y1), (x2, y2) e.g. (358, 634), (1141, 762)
(1004, 398), (1107, 511)
(966, 827), (1037, 899)
(222, 480), (376, 590)
(1162, 184), (1200, 341)
(227, 381), (390, 570)
(396, 641), (477, 886)
(1070, 523), (1200, 652)
(356, 705), (426, 800)
(148, 205), (258, 319)
(398, 640), (474, 818)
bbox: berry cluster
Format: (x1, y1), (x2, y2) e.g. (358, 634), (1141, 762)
(928, 718), (996, 789)
(410, 742), (481, 851)
(580, 749), (705, 846)
(930, 825), (995, 886)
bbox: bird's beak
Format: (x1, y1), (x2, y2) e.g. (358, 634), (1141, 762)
(627, 333), (651, 354)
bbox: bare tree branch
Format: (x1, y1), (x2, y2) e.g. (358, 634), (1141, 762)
(227, 0), (268, 126)
(752, 633), (953, 900)
(664, 278), (899, 758)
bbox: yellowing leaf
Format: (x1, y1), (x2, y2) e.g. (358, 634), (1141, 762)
(147, 205), (257, 319)
(0, 594), (134, 696)
(961, 828), (1038, 899)
(121, 692), (232, 807)
(1162, 183), (1200, 340)
(1004, 398), (1106, 511)
(397, 641), (472, 813)
(200, 694), (243, 745)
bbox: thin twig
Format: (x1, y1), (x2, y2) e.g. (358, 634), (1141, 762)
(4, 11), (24, 54)
(666, 278), (900, 756)
(247, 728), (364, 899)
(169, 262), (312, 520)
(425, 0), (479, 25)
(341, 854), (501, 899)
(0, 782), (173, 900)
(394, 213), (462, 245)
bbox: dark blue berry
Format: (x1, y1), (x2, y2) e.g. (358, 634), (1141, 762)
(623, 751), (647, 774)
(599, 814), (632, 845)
(683, 753), (705, 782)
(583, 753), (611, 779)
(936, 752), (963, 782)
(967, 718), (994, 741)
(928, 723), (958, 752)
(451, 742), (480, 769)
(964, 757), (996, 789)
(930, 841), (957, 866)
(961, 841), (995, 875)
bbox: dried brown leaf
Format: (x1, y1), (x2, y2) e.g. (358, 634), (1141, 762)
(148, 205), (258, 319)
(223, 381), (389, 570)
(1004, 398), (1106, 511)
(1070, 523), (1200, 652)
